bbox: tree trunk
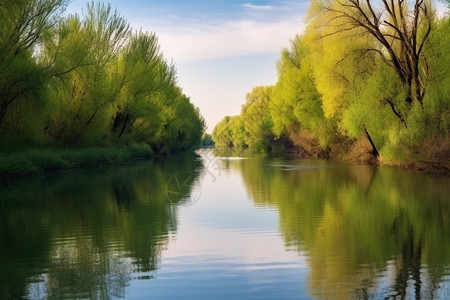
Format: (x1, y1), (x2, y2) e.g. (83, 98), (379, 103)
(365, 128), (379, 157)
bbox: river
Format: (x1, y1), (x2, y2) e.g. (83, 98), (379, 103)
(0, 148), (449, 299)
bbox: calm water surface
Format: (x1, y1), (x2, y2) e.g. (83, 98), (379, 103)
(1, 149), (449, 299)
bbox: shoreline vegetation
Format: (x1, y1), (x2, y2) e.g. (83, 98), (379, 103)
(212, 0), (450, 173)
(1, 0), (448, 177)
(0, 145), (154, 179)
(0, 0), (205, 179)
(1, 132), (215, 180)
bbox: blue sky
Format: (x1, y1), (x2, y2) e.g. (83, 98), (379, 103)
(66, 0), (309, 130)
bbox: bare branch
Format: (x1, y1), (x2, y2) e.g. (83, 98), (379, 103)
(383, 98), (408, 127)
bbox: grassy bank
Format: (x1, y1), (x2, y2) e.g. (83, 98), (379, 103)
(0, 144), (154, 178)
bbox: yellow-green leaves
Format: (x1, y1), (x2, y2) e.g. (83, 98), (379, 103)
(0, 1), (204, 152)
(212, 0), (449, 167)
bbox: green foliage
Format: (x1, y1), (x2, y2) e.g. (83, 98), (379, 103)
(212, 116), (237, 147)
(158, 94), (205, 152)
(212, 86), (275, 151)
(422, 17), (450, 135)
(0, 145), (154, 178)
(341, 63), (403, 151)
(212, 3), (449, 169)
(271, 36), (338, 149)
(0, 1), (205, 161)
(0, 0), (67, 145)
(0, 51), (49, 145)
(241, 86), (274, 150)
(200, 133), (215, 147)
(378, 17), (450, 165)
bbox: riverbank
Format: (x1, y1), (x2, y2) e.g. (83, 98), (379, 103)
(283, 142), (450, 174)
(0, 144), (154, 179)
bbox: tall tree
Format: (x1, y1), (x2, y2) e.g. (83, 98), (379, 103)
(42, 2), (130, 143)
(0, 0), (68, 142)
(312, 0), (434, 110)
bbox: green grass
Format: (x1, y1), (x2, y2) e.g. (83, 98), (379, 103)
(0, 144), (154, 178)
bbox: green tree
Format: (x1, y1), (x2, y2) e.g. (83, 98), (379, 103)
(311, 0), (434, 107)
(0, 0), (205, 154)
(241, 86), (274, 150)
(212, 116), (237, 147)
(110, 31), (173, 145)
(303, 0), (448, 163)
(270, 36), (339, 156)
(0, 0), (68, 145)
(43, 2), (130, 144)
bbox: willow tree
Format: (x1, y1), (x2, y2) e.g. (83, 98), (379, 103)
(111, 31), (175, 144)
(0, 0), (68, 143)
(212, 116), (236, 147)
(42, 2), (130, 144)
(160, 94), (205, 152)
(241, 86), (274, 149)
(271, 35), (339, 154)
(312, 0), (434, 118)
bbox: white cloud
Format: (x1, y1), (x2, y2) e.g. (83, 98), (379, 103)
(138, 17), (303, 63)
(435, 1), (450, 19)
(121, 2), (308, 128)
(242, 3), (273, 10)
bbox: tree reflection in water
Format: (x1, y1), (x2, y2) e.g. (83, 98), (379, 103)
(234, 156), (450, 300)
(0, 152), (203, 299)
(0, 150), (448, 299)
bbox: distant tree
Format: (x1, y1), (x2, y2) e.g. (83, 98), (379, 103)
(212, 116), (235, 147)
(200, 133), (215, 147)
(241, 86), (274, 149)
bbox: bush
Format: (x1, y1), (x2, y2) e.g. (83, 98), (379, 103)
(0, 145), (154, 179)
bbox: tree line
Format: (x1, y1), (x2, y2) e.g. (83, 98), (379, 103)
(0, 0), (205, 153)
(212, 0), (449, 169)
